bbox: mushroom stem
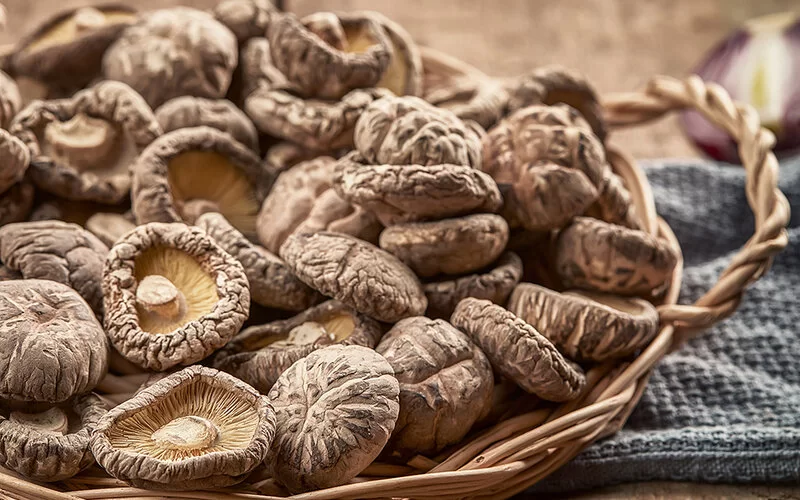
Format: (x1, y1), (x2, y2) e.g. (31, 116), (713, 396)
(180, 199), (221, 224)
(151, 416), (219, 450)
(9, 407), (69, 435)
(136, 275), (187, 321)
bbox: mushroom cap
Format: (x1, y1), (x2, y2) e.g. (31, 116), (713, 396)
(424, 251), (522, 319)
(131, 126), (272, 240)
(0, 280), (108, 403)
(155, 97), (259, 154)
(197, 212), (322, 311)
(0, 70), (22, 130)
(268, 344), (399, 493)
(508, 283), (660, 361)
(0, 220), (109, 315)
(85, 212), (137, 247)
(379, 214), (509, 278)
(293, 188), (383, 245)
(10, 4), (137, 88)
(236, 37), (291, 103)
(354, 95), (483, 169)
(0, 181), (34, 226)
(268, 13), (391, 100)
(353, 11), (422, 96)
(264, 141), (319, 175)
(102, 7), (238, 108)
(10, 80), (161, 204)
(245, 86), (391, 151)
(91, 366), (275, 490)
(213, 0), (277, 43)
(0, 129), (30, 196)
(213, 299), (383, 393)
(333, 152), (503, 226)
(376, 316), (493, 455)
(102, 222), (250, 371)
(450, 297), (586, 401)
(555, 217), (679, 296)
(280, 231), (427, 323)
(0, 393), (106, 481)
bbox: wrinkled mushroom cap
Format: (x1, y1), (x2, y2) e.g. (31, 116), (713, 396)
(508, 283), (660, 361)
(197, 212), (321, 311)
(376, 316), (493, 455)
(10, 80), (161, 204)
(379, 214), (509, 278)
(280, 231), (427, 323)
(213, 0), (277, 43)
(0, 181), (34, 226)
(0, 129), (30, 196)
(355, 95), (483, 168)
(264, 141), (319, 175)
(294, 188), (383, 245)
(0, 393), (106, 481)
(0, 221), (109, 315)
(0, 280), (108, 403)
(268, 344), (399, 493)
(102, 222), (250, 371)
(0, 70), (22, 130)
(236, 37), (291, 103)
(155, 97), (259, 154)
(361, 11), (422, 96)
(131, 126), (272, 240)
(91, 366), (275, 490)
(103, 7), (238, 108)
(555, 217), (679, 297)
(451, 297), (586, 401)
(213, 300), (382, 393)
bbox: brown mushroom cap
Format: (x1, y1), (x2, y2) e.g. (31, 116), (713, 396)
(264, 141), (320, 175)
(293, 188), (383, 245)
(333, 152), (503, 226)
(0, 70), (22, 130)
(131, 126), (272, 241)
(155, 97), (259, 154)
(213, 300), (382, 393)
(508, 283), (660, 361)
(268, 13), (391, 100)
(354, 95), (483, 169)
(197, 212), (321, 311)
(0, 129), (30, 196)
(102, 7), (238, 108)
(91, 366), (275, 490)
(0, 221), (109, 315)
(556, 217), (679, 297)
(11, 80), (161, 204)
(85, 212), (136, 247)
(451, 297), (586, 401)
(353, 11), (422, 96)
(0, 181), (34, 226)
(0, 280), (108, 403)
(268, 344), (399, 493)
(280, 231), (427, 323)
(103, 222), (250, 371)
(213, 0), (277, 43)
(379, 214), (509, 278)
(376, 316), (493, 455)
(10, 4), (137, 89)
(0, 393), (106, 481)
(424, 251), (522, 319)
(236, 37), (291, 103)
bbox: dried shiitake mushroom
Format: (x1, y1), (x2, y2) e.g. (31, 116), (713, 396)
(363, 11), (422, 96)
(424, 251), (523, 319)
(376, 316), (493, 455)
(103, 7), (238, 108)
(265, 141), (319, 175)
(379, 214), (509, 278)
(508, 283), (660, 361)
(213, 0), (277, 43)
(0, 181), (34, 226)
(213, 300), (382, 393)
(293, 188), (383, 245)
(197, 212), (321, 311)
(556, 217), (678, 297)
(0, 279), (108, 404)
(0, 394), (106, 481)
(0, 129), (29, 196)
(236, 37), (290, 103)
(155, 97), (259, 154)
(334, 151), (503, 226)
(0, 70), (21, 130)
(0, 221), (109, 314)
(268, 12), (390, 100)
(103, 222), (249, 371)
(269, 344), (399, 493)
(354, 95), (483, 168)
(451, 298), (586, 401)
(280, 231), (427, 323)
(91, 366), (275, 490)
(10, 4), (137, 90)
(131, 126), (272, 240)
(85, 212), (136, 247)
(11, 80), (161, 205)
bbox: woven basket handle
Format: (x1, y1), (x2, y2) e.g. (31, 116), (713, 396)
(604, 75), (791, 347)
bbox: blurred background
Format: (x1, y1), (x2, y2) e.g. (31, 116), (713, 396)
(2, 0), (798, 158)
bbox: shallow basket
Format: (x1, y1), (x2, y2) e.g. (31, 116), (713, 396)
(0, 53), (791, 500)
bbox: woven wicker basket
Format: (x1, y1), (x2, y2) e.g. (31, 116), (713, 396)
(0, 49), (791, 500)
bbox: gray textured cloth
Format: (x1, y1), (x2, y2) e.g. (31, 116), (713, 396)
(533, 158), (800, 493)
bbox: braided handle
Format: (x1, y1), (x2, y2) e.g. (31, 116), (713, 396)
(604, 75), (791, 346)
